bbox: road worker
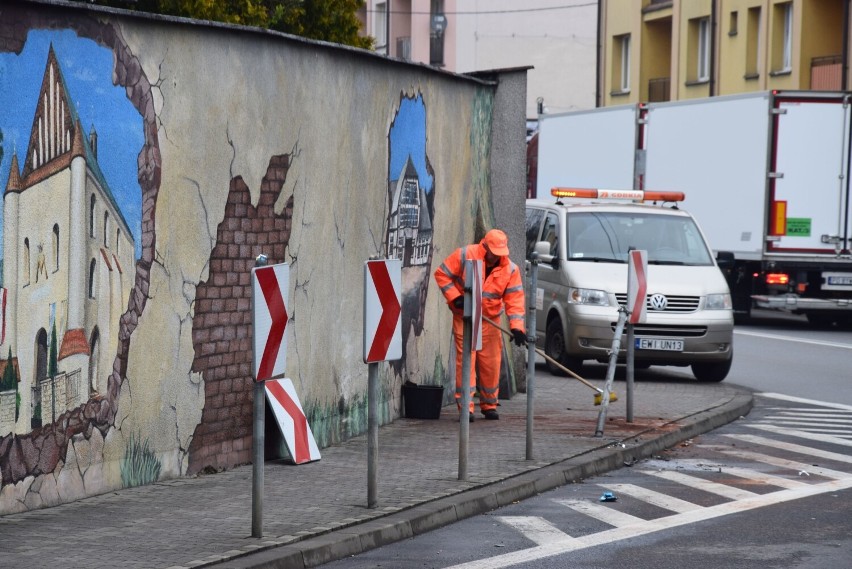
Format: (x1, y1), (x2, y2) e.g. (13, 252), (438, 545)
(434, 229), (526, 421)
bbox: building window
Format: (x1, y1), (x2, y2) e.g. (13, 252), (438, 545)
(23, 237), (31, 286)
(374, 2), (387, 55)
(89, 194), (96, 238)
(88, 258), (96, 298)
(746, 7), (761, 77)
(116, 228), (121, 255)
(772, 2), (793, 73)
(103, 211), (109, 248)
(52, 224), (59, 270)
(430, 0), (446, 67)
(688, 17), (711, 83)
(612, 34), (631, 93)
(729, 10), (738, 36)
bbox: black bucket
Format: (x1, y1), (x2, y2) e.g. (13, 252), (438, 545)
(402, 384), (444, 419)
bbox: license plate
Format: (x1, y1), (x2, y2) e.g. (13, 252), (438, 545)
(636, 338), (684, 351)
(827, 275), (852, 286)
(823, 272), (852, 290)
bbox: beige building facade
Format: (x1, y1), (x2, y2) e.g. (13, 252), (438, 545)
(599, 0), (849, 106)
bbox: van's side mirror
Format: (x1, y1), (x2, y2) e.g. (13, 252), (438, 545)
(533, 241), (559, 269)
(716, 251), (735, 270)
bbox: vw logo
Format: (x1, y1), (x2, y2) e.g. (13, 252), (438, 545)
(649, 293), (668, 311)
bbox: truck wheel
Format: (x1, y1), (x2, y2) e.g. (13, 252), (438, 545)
(691, 357), (732, 383)
(545, 318), (583, 376)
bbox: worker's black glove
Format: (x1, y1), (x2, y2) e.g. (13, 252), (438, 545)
(511, 329), (527, 347)
(452, 297), (464, 311)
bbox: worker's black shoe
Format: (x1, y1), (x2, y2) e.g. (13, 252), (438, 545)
(482, 410), (499, 420)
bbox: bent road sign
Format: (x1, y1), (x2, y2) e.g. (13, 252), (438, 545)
(265, 378), (321, 464)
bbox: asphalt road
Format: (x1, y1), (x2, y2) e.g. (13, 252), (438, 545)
(319, 309), (852, 568)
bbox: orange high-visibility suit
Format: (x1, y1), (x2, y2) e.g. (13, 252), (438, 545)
(434, 230), (526, 417)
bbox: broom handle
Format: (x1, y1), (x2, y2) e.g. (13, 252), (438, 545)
(482, 316), (602, 393)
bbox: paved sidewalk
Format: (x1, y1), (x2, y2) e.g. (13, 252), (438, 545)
(0, 367), (752, 569)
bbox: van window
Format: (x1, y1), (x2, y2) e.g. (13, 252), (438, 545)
(567, 211), (714, 265)
(541, 212), (559, 257)
(525, 208), (545, 258)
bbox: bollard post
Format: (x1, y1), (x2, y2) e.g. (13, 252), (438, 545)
(251, 253), (268, 538)
(525, 253), (539, 460)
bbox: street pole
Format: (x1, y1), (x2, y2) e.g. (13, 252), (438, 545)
(626, 323), (635, 423)
(526, 253), (539, 460)
(251, 253), (268, 538)
(458, 262), (473, 481)
(367, 361), (379, 508)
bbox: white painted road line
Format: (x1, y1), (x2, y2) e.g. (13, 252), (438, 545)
(641, 469), (759, 501)
(602, 483), (701, 514)
(758, 393), (852, 411)
(553, 499), (646, 528)
(736, 331), (852, 351)
(757, 421), (852, 432)
(772, 412), (852, 420)
(443, 478), (852, 569)
(724, 433), (852, 465)
(669, 459), (809, 489)
(497, 516), (577, 546)
(747, 423), (852, 448)
(708, 447), (850, 480)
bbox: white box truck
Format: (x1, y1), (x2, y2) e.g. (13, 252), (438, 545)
(535, 91), (852, 326)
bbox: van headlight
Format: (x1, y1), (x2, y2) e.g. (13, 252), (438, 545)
(567, 287), (610, 306)
(705, 293), (732, 310)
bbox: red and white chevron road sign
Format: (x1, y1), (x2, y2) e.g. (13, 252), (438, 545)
(626, 249), (648, 324)
(252, 263), (289, 382)
(363, 259), (402, 363)
(265, 378), (321, 464)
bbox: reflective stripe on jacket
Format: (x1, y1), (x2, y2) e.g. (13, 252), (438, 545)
(434, 242), (526, 333)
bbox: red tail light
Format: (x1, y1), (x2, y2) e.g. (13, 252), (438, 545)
(766, 273), (789, 285)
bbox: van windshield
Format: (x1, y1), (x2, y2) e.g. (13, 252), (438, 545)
(567, 211), (715, 266)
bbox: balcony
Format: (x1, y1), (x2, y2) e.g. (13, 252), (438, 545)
(648, 77), (671, 102)
(811, 55), (842, 91)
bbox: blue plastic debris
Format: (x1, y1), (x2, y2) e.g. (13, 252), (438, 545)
(599, 491), (617, 502)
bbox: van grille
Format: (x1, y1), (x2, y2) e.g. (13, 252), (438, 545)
(610, 323), (708, 337)
(615, 293), (700, 313)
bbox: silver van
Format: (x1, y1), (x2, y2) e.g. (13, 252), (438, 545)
(525, 193), (734, 382)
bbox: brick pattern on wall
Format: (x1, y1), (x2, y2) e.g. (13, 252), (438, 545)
(188, 155), (294, 474)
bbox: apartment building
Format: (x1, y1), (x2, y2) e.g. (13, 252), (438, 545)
(358, 0), (597, 118)
(599, 0), (850, 106)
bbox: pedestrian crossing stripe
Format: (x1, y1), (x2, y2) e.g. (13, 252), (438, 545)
(440, 396), (852, 569)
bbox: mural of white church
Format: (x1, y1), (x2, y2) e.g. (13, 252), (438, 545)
(386, 155), (432, 267)
(0, 46), (135, 435)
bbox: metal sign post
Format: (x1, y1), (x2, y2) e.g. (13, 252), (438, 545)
(458, 259), (482, 481)
(363, 258), (402, 508)
(251, 253), (268, 538)
(625, 250), (647, 423)
(250, 255), (290, 538)
(526, 253), (539, 460)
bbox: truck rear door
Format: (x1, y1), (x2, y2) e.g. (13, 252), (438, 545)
(768, 94), (852, 255)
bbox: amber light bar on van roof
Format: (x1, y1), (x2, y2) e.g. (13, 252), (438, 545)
(551, 187), (685, 202)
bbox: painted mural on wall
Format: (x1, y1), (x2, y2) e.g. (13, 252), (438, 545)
(0, 31), (142, 439)
(385, 94), (437, 378)
(0, 1), (518, 516)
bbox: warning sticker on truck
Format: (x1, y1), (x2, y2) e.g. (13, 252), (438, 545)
(785, 218), (811, 237)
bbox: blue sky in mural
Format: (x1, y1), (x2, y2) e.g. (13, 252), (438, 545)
(389, 95), (432, 193)
(0, 29), (143, 258)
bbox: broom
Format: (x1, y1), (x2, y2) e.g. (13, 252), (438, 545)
(482, 316), (617, 406)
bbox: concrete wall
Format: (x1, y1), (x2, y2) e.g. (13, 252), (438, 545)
(0, 0), (526, 514)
